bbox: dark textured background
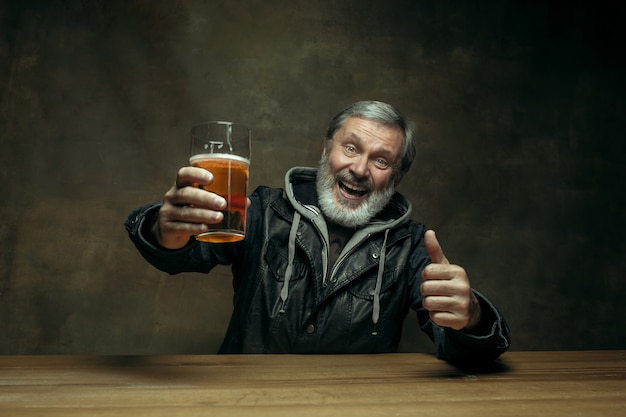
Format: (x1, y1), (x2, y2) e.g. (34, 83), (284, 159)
(1, 0), (624, 354)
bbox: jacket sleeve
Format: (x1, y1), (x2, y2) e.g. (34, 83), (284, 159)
(417, 290), (511, 365)
(124, 202), (235, 274)
(124, 193), (252, 274)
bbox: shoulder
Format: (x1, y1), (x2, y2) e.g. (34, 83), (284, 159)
(391, 219), (428, 248)
(250, 185), (285, 204)
(248, 186), (290, 219)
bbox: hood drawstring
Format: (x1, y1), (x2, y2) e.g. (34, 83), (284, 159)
(279, 211), (301, 314)
(371, 229), (390, 336)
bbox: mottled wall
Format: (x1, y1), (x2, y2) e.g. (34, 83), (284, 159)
(1, 0), (624, 354)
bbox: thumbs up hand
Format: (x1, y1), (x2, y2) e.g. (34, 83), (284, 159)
(420, 230), (482, 331)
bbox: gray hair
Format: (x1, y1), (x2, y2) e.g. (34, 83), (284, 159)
(325, 101), (416, 180)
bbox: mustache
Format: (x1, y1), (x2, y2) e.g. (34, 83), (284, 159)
(335, 170), (373, 192)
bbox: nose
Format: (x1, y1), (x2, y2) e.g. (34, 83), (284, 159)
(349, 155), (370, 179)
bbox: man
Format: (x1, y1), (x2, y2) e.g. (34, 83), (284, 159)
(125, 101), (510, 364)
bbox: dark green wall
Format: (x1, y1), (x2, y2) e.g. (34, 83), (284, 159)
(1, 0), (624, 354)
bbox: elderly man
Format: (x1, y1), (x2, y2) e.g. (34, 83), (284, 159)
(125, 101), (510, 364)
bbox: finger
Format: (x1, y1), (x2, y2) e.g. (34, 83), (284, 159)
(420, 277), (458, 295)
(428, 310), (466, 331)
(161, 217), (210, 236)
(424, 230), (449, 265)
(421, 263), (466, 283)
(422, 295), (453, 312)
(175, 166), (214, 188)
(171, 186), (227, 210)
(423, 294), (472, 329)
(167, 204), (224, 225)
(423, 291), (471, 310)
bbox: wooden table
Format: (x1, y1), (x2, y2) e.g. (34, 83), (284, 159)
(0, 351), (624, 416)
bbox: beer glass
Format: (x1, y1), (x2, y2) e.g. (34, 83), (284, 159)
(190, 121), (251, 243)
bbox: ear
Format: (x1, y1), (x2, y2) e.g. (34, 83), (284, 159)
(392, 169), (404, 186)
(321, 138), (330, 157)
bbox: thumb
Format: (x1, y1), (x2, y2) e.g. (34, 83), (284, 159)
(424, 230), (450, 265)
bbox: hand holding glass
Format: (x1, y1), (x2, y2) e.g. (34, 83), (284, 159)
(190, 122), (251, 243)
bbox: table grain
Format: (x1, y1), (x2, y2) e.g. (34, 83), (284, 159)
(0, 351), (624, 416)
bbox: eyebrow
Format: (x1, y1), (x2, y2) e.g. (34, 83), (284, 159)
(345, 132), (397, 161)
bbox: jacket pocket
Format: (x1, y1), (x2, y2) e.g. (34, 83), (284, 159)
(346, 266), (400, 300)
(264, 238), (308, 283)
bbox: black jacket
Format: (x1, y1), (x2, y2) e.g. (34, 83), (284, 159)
(125, 167), (510, 363)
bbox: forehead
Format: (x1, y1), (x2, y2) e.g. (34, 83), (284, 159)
(335, 117), (404, 156)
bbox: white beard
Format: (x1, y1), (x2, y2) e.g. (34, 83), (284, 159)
(316, 154), (395, 228)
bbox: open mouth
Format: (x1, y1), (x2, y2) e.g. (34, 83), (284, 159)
(338, 181), (368, 199)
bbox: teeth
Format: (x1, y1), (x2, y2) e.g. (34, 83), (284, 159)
(340, 181), (367, 197)
(343, 182), (365, 192)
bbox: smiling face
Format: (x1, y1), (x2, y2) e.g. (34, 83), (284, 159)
(316, 117), (404, 227)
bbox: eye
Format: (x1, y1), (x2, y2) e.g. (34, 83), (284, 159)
(345, 145), (357, 154)
(373, 158), (389, 169)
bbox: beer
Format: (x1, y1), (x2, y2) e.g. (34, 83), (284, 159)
(190, 154), (249, 243)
